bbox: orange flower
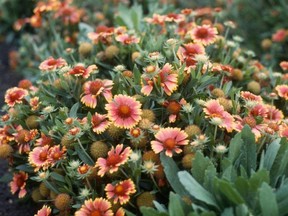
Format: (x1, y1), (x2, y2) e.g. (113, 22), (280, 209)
(5, 87), (28, 107)
(275, 85), (288, 100)
(39, 57), (67, 71)
(10, 171), (28, 198)
(95, 144), (132, 177)
(75, 198), (113, 216)
(105, 179), (136, 204)
(191, 25), (218, 46)
(151, 127), (188, 157)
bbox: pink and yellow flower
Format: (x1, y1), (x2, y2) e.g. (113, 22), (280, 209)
(39, 57), (67, 71)
(47, 145), (66, 165)
(105, 179), (136, 204)
(265, 105), (284, 123)
(115, 34), (140, 45)
(159, 63), (178, 96)
(234, 115), (265, 141)
(68, 64), (98, 79)
(88, 25), (114, 44)
(91, 113), (110, 134)
(75, 198), (113, 216)
(105, 94), (142, 129)
(191, 25), (218, 46)
(95, 144), (132, 177)
(275, 85), (288, 100)
(34, 205), (51, 216)
(280, 61), (288, 71)
(81, 79), (113, 108)
(203, 100), (234, 132)
(28, 145), (51, 171)
(5, 87), (28, 107)
(177, 43), (205, 67)
(151, 127), (188, 157)
(10, 171), (28, 198)
(54, 2), (82, 25)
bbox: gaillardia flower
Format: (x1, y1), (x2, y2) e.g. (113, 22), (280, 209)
(151, 127), (189, 157)
(5, 87), (28, 107)
(81, 79), (113, 108)
(28, 145), (51, 171)
(34, 205), (51, 216)
(105, 179), (136, 204)
(106, 94), (142, 129)
(95, 144), (132, 177)
(10, 171), (28, 198)
(39, 56), (67, 71)
(275, 85), (288, 100)
(75, 198), (113, 216)
(91, 113), (110, 134)
(191, 25), (218, 46)
(68, 64), (98, 79)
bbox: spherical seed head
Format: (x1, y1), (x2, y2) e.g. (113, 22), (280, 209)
(131, 136), (147, 149)
(50, 191), (57, 199)
(39, 182), (50, 197)
(132, 51), (141, 62)
(136, 192), (156, 208)
(25, 115), (39, 129)
(78, 42), (93, 57)
(183, 145), (193, 155)
(261, 39), (272, 50)
(142, 150), (160, 163)
(211, 88), (225, 98)
(141, 109), (156, 122)
(105, 45), (120, 59)
(182, 153), (195, 169)
(90, 141), (109, 160)
(218, 97), (233, 113)
(138, 119), (153, 130)
(0, 144), (13, 159)
(61, 133), (74, 149)
(247, 81), (261, 95)
(106, 124), (125, 139)
(184, 125), (201, 139)
(31, 188), (44, 202)
(231, 68), (243, 81)
(54, 193), (71, 211)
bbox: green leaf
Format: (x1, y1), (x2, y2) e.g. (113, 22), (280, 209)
(140, 207), (169, 216)
(69, 102), (79, 118)
(133, 65), (141, 85)
(168, 193), (185, 216)
(217, 179), (245, 204)
(263, 138), (281, 171)
(276, 182), (288, 215)
(240, 125), (256, 176)
(259, 182), (279, 216)
(15, 164), (34, 173)
(160, 153), (188, 196)
(75, 144), (94, 165)
(249, 170), (270, 192)
(191, 151), (216, 185)
(228, 133), (243, 163)
(269, 138), (288, 186)
(125, 210), (137, 216)
(50, 172), (65, 183)
(178, 171), (219, 210)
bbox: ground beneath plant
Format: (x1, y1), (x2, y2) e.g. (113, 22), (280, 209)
(0, 42), (38, 216)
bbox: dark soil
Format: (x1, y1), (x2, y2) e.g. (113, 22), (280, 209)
(0, 42), (38, 216)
